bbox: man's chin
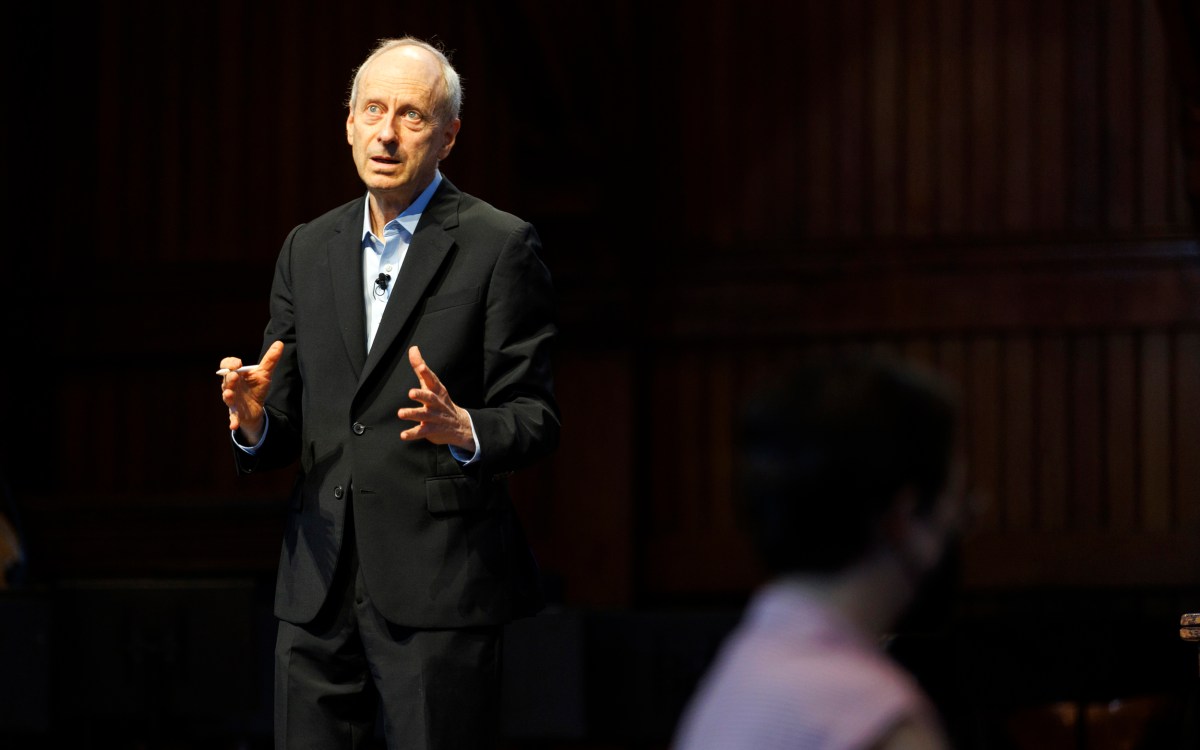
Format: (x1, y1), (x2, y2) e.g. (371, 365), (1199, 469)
(363, 177), (413, 195)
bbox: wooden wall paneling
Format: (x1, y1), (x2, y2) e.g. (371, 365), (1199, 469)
(999, 0), (1034, 232)
(252, 2), (302, 254)
(272, 3), (307, 234)
(806, 0), (836, 238)
(95, 373), (123, 493)
(1139, 331), (1173, 530)
(1068, 334), (1104, 530)
(836, 0), (868, 238)
(967, 336), (1003, 533)
(1155, 0), (1200, 223)
(865, 337), (901, 362)
(177, 375), (230, 493)
(533, 351), (636, 608)
(901, 336), (937, 370)
(1142, 0), (1174, 230)
(1172, 94), (1196, 228)
(705, 0), (737, 248)
(213, 1), (249, 263)
(1001, 335), (1035, 531)
(1068, 0), (1103, 229)
(684, 351), (717, 533)
(158, 5), (186, 261)
(641, 350), (764, 598)
(647, 353), (689, 537)
(1104, 0), (1139, 231)
(470, 2), (557, 212)
(903, 0), (935, 236)
(1032, 0), (1069, 231)
(966, 0), (1000, 234)
(1035, 334), (1069, 531)
(57, 377), (103, 493)
(868, 0), (903, 236)
(933, 0), (967, 235)
(771, 37), (805, 244)
(1174, 331), (1200, 528)
(94, 10), (149, 261)
(934, 336), (969, 401)
(735, 1), (774, 241)
(783, 2), (813, 239)
(1106, 333), (1139, 531)
(707, 355), (738, 537)
(92, 7), (121, 258)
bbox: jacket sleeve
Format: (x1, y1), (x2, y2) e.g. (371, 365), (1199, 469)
(466, 221), (561, 475)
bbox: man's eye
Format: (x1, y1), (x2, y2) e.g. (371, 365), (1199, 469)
(405, 110), (422, 120)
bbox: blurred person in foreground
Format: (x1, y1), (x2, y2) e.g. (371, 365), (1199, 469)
(217, 36), (559, 749)
(672, 353), (966, 750)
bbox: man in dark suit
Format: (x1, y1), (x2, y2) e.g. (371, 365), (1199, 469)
(218, 36), (559, 749)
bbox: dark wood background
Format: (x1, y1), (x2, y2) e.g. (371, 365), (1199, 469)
(3, 0), (1200, 746)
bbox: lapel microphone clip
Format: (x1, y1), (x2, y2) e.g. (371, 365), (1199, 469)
(374, 272), (392, 299)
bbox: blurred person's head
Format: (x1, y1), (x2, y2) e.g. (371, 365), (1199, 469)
(739, 352), (965, 623)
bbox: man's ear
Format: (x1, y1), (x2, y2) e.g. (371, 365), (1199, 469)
(437, 118), (461, 161)
(881, 487), (919, 546)
(883, 487), (944, 575)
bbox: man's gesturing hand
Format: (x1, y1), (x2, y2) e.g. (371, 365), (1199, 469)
(219, 340), (284, 444)
(397, 345), (474, 451)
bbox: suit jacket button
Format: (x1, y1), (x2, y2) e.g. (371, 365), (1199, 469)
(352, 422), (365, 435)
(333, 486), (345, 499)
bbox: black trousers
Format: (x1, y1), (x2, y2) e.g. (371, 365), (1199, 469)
(274, 502), (502, 750)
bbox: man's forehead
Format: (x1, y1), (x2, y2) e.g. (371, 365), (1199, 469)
(365, 48), (441, 86)
(360, 72), (436, 98)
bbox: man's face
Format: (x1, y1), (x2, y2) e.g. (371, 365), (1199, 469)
(346, 46), (460, 203)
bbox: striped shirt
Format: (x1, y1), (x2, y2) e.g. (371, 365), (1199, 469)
(672, 580), (947, 750)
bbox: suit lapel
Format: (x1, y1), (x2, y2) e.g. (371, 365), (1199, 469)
(327, 201), (368, 377)
(360, 179), (461, 386)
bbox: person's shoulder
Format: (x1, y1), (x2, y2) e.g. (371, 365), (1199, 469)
(448, 184), (529, 234)
(297, 197), (362, 235)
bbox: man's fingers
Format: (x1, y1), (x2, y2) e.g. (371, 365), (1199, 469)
(400, 423), (430, 441)
(397, 406), (448, 424)
(408, 345), (446, 394)
(259, 340), (285, 372)
(405, 388), (444, 408)
(408, 346), (428, 388)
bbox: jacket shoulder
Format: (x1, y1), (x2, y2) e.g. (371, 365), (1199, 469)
(291, 197), (362, 239)
(454, 190), (530, 235)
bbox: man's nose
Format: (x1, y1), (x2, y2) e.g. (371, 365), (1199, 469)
(376, 118), (398, 143)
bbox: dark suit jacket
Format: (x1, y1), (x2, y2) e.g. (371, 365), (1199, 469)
(234, 177), (559, 629)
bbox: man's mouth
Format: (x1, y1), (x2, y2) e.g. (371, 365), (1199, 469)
(371, 156), (400, 165)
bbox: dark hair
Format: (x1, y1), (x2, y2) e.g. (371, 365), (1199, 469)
(739, 352), (960, 574)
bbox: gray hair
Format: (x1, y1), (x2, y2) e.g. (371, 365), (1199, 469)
(346, 37), (463, 123)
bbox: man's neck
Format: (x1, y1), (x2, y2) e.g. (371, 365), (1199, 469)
(368, 178), (433, 234)
(369, 192), (414, 235)
(781, 557), (915, 639)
